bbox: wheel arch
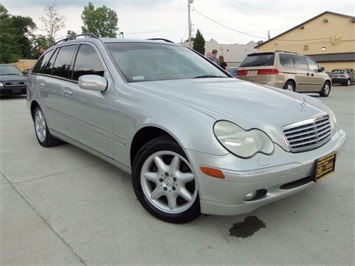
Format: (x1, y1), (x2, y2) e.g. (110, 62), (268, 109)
(283, 79), (296, 91)
(130, 126), (177, 166)
(30, 100), (40, 120)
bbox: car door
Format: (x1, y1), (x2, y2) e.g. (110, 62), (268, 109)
(291, 54), (310, 92)
(35, 46), (77, 132)
(61, 43), (114, 158)
(305, 57), (326, 91)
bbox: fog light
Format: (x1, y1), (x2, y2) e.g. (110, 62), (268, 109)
(244, 189), (267, 202)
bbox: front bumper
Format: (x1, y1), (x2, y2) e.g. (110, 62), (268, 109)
(0, 86), (27, 96)
(187, 129), (347, 216)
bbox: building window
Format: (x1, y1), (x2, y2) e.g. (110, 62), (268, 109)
(303, 45), (308, 51)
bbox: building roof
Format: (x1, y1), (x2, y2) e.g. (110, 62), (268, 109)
(255, 11), (355, 48)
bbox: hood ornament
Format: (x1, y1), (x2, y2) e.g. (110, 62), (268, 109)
(300, 97), (307, 111)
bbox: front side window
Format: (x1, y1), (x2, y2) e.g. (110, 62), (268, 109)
(305, 57), (319, 72)
(52, 45), (76, 78)
(72, 44), (105, 81)
(106, 42), (228, 82)
(292, 55), (308, 70)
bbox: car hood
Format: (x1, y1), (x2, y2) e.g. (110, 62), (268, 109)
(130, 78), (328, 131)
(0, 75), (27, 82)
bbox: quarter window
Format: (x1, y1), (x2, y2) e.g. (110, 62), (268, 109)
(73, 44), (105, 81)
(32, 49), (55, 74)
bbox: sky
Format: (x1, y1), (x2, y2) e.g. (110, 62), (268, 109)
(2, 0), (355, 45)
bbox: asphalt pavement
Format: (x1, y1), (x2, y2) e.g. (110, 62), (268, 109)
(1, 85), (354, 265)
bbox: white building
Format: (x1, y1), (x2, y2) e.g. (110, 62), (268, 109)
(183, 40), (259, 67)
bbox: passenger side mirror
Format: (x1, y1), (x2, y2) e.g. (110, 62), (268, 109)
(319, 67), (325, 72)
(78, 75), (108, 92)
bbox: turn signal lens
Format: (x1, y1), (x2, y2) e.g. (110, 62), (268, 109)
(200, 166), (225, 179)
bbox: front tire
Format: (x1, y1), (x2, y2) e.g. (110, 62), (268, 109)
(346, 79), (351, 86)
(319, 81), (331, 97)
(33, 106), (61, 147)
(132, 136), (200, 223)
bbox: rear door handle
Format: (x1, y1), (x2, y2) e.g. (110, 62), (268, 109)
(63, 88), (72, 96)
(39, 81), (45, 87)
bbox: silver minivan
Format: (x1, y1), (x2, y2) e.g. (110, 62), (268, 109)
(237, 51), (332, 96)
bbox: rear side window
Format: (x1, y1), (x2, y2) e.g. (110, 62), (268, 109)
(52, 45), (76, 78)
(32, 49), (55, 74)
(279, 54), (294, 68)
(240, 53), (274, 67)
(72, 44), (104, 81)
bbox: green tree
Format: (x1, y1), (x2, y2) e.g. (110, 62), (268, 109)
(10, 16), (36, 58)
(40, 4), (66, 45)
(81, 2), (118, 37)
(193, 29), (205, 55)
(31, 35), (52, 58)
(0, 4), (36, 62)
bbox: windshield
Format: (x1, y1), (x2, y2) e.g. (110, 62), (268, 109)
(106, 42), (228, 82)
(0, 65), (23, 76)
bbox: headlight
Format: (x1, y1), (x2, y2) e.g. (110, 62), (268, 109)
(0, 82), (3, 87)
(214, 121), (274, 158)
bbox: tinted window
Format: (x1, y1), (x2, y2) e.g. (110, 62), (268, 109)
(279, 54), (294, 68)
(240, 53), (275, 67)
(291, 55), (308, 70)
(73, 44), (104, 81)
(32, 49), (55, 74)
(52, 45), (76, 78)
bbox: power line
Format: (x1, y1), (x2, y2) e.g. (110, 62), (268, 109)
(194, 8), (267, 40)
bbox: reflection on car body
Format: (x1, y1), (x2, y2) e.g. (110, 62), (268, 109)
(26, 35), (346, 223)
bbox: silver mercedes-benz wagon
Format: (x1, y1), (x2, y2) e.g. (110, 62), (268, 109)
(26, 34), (347, 223)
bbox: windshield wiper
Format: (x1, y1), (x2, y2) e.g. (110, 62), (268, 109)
(193, 75), (226, 79)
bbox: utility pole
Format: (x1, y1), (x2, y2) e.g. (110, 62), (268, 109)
(188, 0), (193, 48)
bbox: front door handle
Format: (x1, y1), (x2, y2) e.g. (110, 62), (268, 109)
(63, 88), (72, 96)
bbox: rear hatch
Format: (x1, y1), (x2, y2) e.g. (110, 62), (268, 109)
(236, 53), (278, 84)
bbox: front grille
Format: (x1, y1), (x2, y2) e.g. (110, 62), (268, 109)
(3, 81), (26, 87)
(282, 115), (332, 152)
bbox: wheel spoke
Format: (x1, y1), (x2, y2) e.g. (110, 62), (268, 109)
(150, 187), (165, 200)
(144, 172), (158, 182)
(153, 155), (168, 172)
(178, 187), (193, 202)
(176, 172), (194, 183)
(166, 193), (177, 210)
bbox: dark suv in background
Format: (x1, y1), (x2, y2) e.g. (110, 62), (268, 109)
(237, 51), (331, 97)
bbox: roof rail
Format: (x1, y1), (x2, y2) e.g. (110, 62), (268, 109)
(274, 50), (298, 54)
(54, 33), (99, 46)
(146, 38), (174, 43)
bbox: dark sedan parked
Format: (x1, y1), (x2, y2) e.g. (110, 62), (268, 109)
(0, 64), (27, 97)
(329, 68), (355, 86)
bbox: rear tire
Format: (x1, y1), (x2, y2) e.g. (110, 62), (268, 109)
(132, 136), (200, 223)
(346, 79), (351, 86)
(283, 81), (295, 92)
(33, 106), (61, 147)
